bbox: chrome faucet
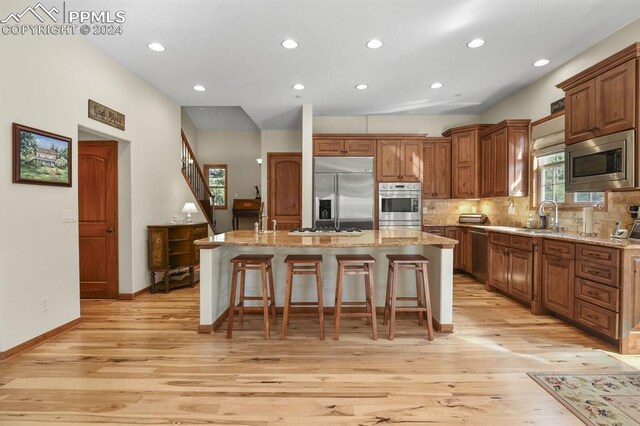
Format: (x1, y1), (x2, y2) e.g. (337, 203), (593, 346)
(537, 200), (560, 232)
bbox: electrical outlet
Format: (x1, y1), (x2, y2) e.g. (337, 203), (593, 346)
(62, 210), (77, 222)
(41, 297), (49, 312)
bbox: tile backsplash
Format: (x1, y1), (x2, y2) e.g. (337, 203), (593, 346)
(423, 190), (640, 237)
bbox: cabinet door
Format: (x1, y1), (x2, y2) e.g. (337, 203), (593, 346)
(422, 143), (436, 198)
(376, 140), (400, 181)
(492, 128), (508, 197)
(400, 140), (422, 182)
(542, 254), (575, 318)
(488, 244), (508, 291)
(452, 131), (477, 199)
(461, 228), (472, 273)
(507, 127), (528, 197)
(445, 227), (461, 269)
(565, 79), (597, 144)
(433, 142), (451, 198)
(480, 134), (493, 197)
(314, 139), (344, 156)
(508, 248), (533, 302)
(595, 60), (636, 135)
(344, 139), (375, 156)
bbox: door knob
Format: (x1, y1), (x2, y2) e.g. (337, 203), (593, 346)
(106, 227), (114, 233)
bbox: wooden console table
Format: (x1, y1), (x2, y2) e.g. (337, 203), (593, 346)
(232, 199), (262, 230)
(147, 222), (208, 293)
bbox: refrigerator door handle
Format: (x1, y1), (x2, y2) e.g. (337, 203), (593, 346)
(335, 174), (340, 229)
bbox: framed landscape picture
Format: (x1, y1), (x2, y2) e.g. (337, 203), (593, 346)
(12, 123), (72, 187)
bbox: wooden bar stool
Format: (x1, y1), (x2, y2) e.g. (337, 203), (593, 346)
(282, 254), (325, 340)
(383, 254), (434, 341)
(226, 254), (277, 339)
(334, 254), (377, 340)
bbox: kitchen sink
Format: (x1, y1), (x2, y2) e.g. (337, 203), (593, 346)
(517, 229), (558, 234)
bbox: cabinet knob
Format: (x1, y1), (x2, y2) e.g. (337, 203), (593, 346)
(106, 227), (114, 233)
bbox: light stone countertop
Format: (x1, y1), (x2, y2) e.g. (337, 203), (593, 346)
(194, 229), (458, 249)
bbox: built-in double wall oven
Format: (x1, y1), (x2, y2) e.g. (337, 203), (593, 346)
(378, 182), (422, 230)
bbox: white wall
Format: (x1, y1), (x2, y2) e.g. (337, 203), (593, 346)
(197, 130), (262, 232)
(480, 18), (640, 123)
(260, 130), (303, 215)
(181, 108), (199, 155)
(0, 11), (196, 351)
(301, 105), (314, 227)
(314, 114), (480, 135)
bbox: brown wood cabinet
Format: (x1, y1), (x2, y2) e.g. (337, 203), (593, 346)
(561, 58), (637, 144)
(313, 138), (375, 156)
(443, 125), (492, 199)
(488, 243), (509, 291)
(480, 120), (530, 198)
(444, 226), (462, 269)
(377, 139), (423, 182)
(423, 138), (451, 199)
(147, 223), (207, 293)
(541, 253), (575, 319)
(487, 232), (534, 303)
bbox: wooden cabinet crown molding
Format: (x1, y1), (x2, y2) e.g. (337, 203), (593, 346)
(479, 119), (531, 137)
(441, 124), (492, 137)
(556, 43), (640, 91)
(313, 133), (428, 140)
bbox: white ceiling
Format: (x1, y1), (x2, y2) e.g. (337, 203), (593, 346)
(184, 106), (260, 131)
(74, 0), (640, 130)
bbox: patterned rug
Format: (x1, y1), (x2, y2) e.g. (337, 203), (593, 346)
(529, 373), (640, 425)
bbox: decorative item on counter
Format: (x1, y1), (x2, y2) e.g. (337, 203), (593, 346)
(611, 220), (629, 239)
(181, 202), (198, 222)
(254, 222), (259, 233)
(254, 185), (261, 199)
(526, 213), (535, 229)
(580, 206), (595, 236)
(627, 204), (639, 219)
(538, 213), (547, 229)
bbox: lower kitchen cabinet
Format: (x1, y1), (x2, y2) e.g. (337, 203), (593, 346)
(508, 248), (533, 302)
(541, 253), (575, 318)
(445, 226), (462, 269)
(487, 232), (534, 304)
(488, 243), (508, 291)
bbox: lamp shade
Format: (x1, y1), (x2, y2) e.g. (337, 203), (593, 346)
(181, 202), (198, 214)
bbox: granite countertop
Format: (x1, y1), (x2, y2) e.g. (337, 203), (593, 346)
(425, 223), (640, 249)
(194, 230), (458, 249)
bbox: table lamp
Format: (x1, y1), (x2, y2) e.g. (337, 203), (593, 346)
(181, 202), (198, 222)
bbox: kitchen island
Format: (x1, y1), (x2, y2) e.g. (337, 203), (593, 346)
(194, 230), (457, 334)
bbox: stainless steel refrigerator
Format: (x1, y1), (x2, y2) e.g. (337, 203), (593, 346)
(314, 157), (374, 229)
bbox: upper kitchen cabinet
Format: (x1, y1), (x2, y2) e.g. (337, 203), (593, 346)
(313, 136), (375, 156)
(558, 43), (639, 145)
(442, 124), (492, 199)
(422, 138), (451, 199)
(480, 120), (530, 198)
(377, 138), (424, 182)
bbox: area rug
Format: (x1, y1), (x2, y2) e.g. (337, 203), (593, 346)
(528, 373), (640, 425)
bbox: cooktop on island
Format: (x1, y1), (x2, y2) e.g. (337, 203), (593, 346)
(288, 227), (363, 236)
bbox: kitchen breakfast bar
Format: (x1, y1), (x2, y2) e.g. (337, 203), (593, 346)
(194, 229), (457, 334)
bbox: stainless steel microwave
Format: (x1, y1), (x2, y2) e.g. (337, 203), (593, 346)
(566, 129), (636, 191)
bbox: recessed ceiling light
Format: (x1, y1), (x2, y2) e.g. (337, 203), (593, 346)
(282, 39), (298, 49)
(147, 42), (165, 52)
(430, 82), (443, 89)
(292, 83), (305, 90)
(355, 84), (368, 90)
(193, 85), (206, 92)
(533, 59), (550, 67)
(467, 38), (485, 48)
(366, 39), (383, 49)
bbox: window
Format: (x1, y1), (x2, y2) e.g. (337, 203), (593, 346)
(534, 151), (605, 208)
(204, 164), (227, 209)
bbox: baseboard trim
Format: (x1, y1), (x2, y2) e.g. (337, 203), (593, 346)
(0, 317), (82, 362)
(433, 317), (454, 333)
(198, 324), (213, 334)
(198, 308), (230, 334)
(117, 286), (151, 300)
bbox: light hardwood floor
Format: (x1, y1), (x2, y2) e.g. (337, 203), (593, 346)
(0, 274), (632, 425)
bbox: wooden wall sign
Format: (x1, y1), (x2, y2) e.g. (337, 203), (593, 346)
(550, 98), (565, 114)
(88, 99), (125, 131)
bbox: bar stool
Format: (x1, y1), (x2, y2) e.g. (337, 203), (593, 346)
(334, 254), (377, 340)
(282, 255), (325, 340)
(226, 254), (277, 339)
(383, 254), (434, 341)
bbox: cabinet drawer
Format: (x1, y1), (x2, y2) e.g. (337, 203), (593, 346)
(575, 277), (619, 312)
(490, 232), (509, 247)
(344, 139), (375, 156)
(543, 239), (575, 259)
(192, 225), (208, 240)
(509, 235), (532, 251)
(574, 299), (619, 339)
(576, 259), (619, 287)
(314, 139), (344, 156)
(576, 244), (619, 267)
(424, 226), (444, 236)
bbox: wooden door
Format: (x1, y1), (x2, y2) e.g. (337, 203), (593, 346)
(267, 153), (302, 230)
(480, 134), (493, 198)
(445, 227), (461, 269)
(400, 140), (422, 182)
(508, 248), (533, 302)
(492, 129), (508, 197)
(313, 139), (344, 156)
(542, 254), (575, 318)
(433, 142), (451, 198)
(422, 143), (435, 198)
(344, 139), (375, 156)
(488, 244), (508, 291)
(565, 79), (596, 144)
(452, 131), (477, 199)
(595, 61), (636, 135)
(376, 140), (400, 181)
(78, 141), (118, 299)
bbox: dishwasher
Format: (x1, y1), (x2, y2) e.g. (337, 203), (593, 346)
(470, 229), (488, 283)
